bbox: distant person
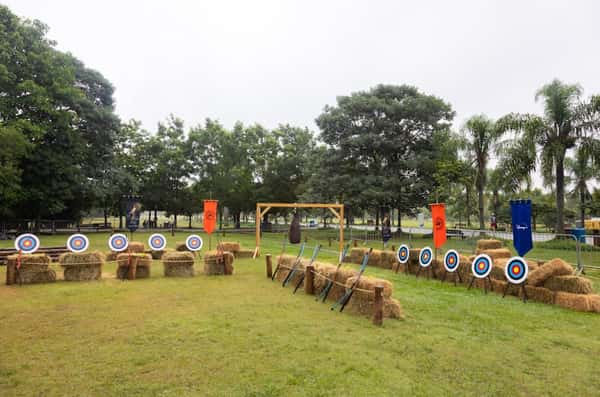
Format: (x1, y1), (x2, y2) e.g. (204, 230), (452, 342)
(490, 213), (497, 231)
(382, 215), (392, 248)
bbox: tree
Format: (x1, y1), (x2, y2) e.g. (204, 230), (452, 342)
(461, 115), (500, 230)
(566, 147), (596, 226)
(497, 80), (600, 233)
(316, 84), (454, 229)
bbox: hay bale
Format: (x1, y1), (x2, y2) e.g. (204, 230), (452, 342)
(349, 247), (368, 264)
(6, 254), (54, 284)
(105, 251), (118, 262)
(203, 251), (234, 275)
(162, 251), (195, 277)
(235, 249), (254, 258)
(555, 291), (591, 312)
(543, 276), (593, 294)
(313, 263), (358, 301)
(128, 241), (145, 253)
(491, 279), (507, 294)
(519, 285), (555, 304)
(151, 248), (173, 260)
(175, 242), (199, 256)
(476, 239), (502, 250)
(367, 250), (382, 267)
(383, 298), (404, 319)
(59, 252), (104, 281)
(344, 276), (393, 298)
(528, 258), (574, 286)
(588, 295), (600, 313)
(219, 242), (241, 253)
(475, 248), (512, 260)
(380, 251), (397, 269)
(116, 253), (152, 279)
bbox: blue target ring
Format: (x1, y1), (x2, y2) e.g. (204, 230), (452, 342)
(185, 235), (203, 252)
(505, 256), (528, 284)
(419, 246), (433, 267)
(471, 254), (492, 278)
(443, 249), (460, 272)
(396, 244), (410, 264)
(15, 233), (40, 254)
(108, 233), (129, 252)
(148, 233), (167, 251)
(67, 234), (89, 253)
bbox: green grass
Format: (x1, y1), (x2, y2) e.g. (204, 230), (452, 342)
(1, 232), (600, 396)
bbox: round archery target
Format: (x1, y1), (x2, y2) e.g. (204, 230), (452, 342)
(505, 256), (529, 284)
(67, 234), (89, 253)
(471, 254), (492, 279)
(443, 249), (460, 272)
(419, 246), (433, 267)
(396, 244), (410, 264)
(148, 233), (167, 251)
(108, 233), (129, 252)
(185, 234), (203, 251)
(15, 233), (40, 254)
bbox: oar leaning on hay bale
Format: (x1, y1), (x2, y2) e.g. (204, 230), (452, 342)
(281, 243), (305, 286)
(293, 244), (321, 293)
(270, 239), (287, 281)
(332, 248), (372, 312)
(317, 244), (350, 302)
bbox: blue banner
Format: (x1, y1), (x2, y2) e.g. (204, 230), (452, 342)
(511, 199), (533, 256)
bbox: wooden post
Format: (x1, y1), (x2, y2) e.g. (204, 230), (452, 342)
(328, 237), (332, 247)
(255, 204), (261, 257)
(339, 205), (344, 256)
(305, 265), (314, 295)
(127, 255), (138, 280)
(266, 254), (273, 278)
(372, 284), (384, 326)
(353, 239), (358, 247)
(391, 245), (396, 252)
(6, 259), (15, 285)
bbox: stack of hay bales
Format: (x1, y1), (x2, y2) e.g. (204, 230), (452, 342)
(116, 253), (152, 279)
(235, 248), (255, 258)
(218, 241), (254, 258)
(59, 252), (104, 281)
(162, 251), (195, 277)
(203, 251), (234, 275)
(175, 242), (199, 257)
(346, 247), (392, 269)
(6, 254), (55, 285)
(107, 242), (145, 262)
(343, 276), (404, 319)
(146, 248), (174, 260)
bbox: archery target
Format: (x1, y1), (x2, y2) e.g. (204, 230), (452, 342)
(443, 249), (460, 272)
(419, 246), (433, 267)
(396, 244), (410, 264)
(148, 233), (167, 251)
(185, 234), (203, 251)
(15, 233), (40, 254)
(504, 256), (529, 284)
(67, 234), (89, 253)
(471, 254), (493, 279)
(108, 233), (129, 252)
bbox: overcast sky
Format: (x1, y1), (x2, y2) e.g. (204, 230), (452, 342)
(5, 0), (600, 135)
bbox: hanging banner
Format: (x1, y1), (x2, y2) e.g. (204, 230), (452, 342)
(203, 200), (218, 235)
(430, 203), (447, 249)
(511, 199), (533, 256)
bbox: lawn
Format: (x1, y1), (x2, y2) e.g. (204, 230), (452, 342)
(1, 232), (599, 396)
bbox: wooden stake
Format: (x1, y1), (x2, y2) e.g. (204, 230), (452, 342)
(372, 284), (384, 326)
(305, 265), (314, 295)
(127, 255), (138, 280)
(266, 254), (273, 278)
(353, 239), (358, 247)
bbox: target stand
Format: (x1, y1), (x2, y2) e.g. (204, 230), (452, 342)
(468, 254), (494, 294)
(502, 256), (529, 303)
(440, 249), (462, 286)
(416, 247), (433, 279)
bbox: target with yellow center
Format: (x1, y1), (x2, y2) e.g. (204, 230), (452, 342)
(443, 249), (460, 272)
(419, 246), (433, 267)
(15, 233), (40, 254)
(148, 233), (167, 251)
(471, 254), (493, 278)
(108, 233), (129, 252)
(504, 256), (528, 284)
(67, 234), (89, 253)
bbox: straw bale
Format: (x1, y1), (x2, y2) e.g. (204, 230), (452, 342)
(588, 295), (600, 313)
(106, 251), (118, 262)
(518, 285), (555, 304)
(116, 253), (152, 279)
(543, 276), (593, 294)
(162, 251), (195, 277)
(344, 276), (393, 298)
(128, 241), (145, 253)
(59, 252), (104, 281)
(367, 250), (382, 267)
(554, 291), (590, 312)
(218, 242), (241, 253)
(476, 239), (503, 250)
(235, 249), (254, 258)
(349, 247), (368, 264)
(528, 258), (574, 286)
(203, 251), (234, 275)
(175, 242), (198, 256)
(345, 294), (403, 319)
(475, 248), (512, 260)
(150, 248), (173, 260)
(380, 251), (397, 269)
(491, 279), (508, 294)
(6, 254), (54, 284)
(383, 298), (404, 319)
(313, 264), (358, 301)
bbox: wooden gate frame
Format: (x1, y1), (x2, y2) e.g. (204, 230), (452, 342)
(255, 203), (344, 257)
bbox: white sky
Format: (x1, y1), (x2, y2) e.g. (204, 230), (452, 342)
(5, 0), (600, 136)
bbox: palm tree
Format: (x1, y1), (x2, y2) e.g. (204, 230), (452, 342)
(461, 115), (500, 230)
(566, 148), (596, 226)
(497, 80), (600, 233)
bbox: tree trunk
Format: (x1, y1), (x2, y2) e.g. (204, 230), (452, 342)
(188, 215), (192, 229)
(580, 187), (585, 227)
(174, 213), (178, 228)
(375, 209), (379, 231)
(478, 176), (485, 230)
(465, 184), (471, 227)
(397, 208), (402, 232)
(235, 212), (241, 229)
(555, 154), (566, 233)
(154, 209), (157, 228)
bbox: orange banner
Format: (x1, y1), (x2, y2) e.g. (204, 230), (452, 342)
(203, 200), (218, 235)
(430, 203), (446, 249)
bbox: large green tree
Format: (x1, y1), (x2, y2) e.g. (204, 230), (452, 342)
(566, 147), (597, 226)
(316, 84), (454, 228)
(497, 80), (600, 233)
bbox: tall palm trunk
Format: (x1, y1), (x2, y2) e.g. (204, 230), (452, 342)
(555, 153), (566, 234)
(477, 178), (485, 230)
(579, 186), (585, 227)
